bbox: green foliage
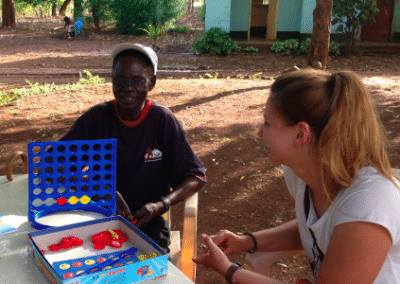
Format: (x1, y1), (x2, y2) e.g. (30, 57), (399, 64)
(168, 25), (191, 34)
(192, 28), (241, 56)
(242, 46), (259, 53)
(140, 22), (166, 47)
(332, 0), (379, 55)
(111, 0), (187, 35)
(270, 41), (285, 53)
(270, 39), (298, 54)
(14, 0), (63, 17)
(299, 38), (311, 55)
(83, 0), (114, 28)
(271, 38), (340, 56)
(78, 70), (106, 85)
(0, 71), (106, 106)
(197, 2), (206, 21)
(329, 41), (341, 56)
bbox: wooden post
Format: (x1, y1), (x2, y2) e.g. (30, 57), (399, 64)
(266, 0), (279, 40)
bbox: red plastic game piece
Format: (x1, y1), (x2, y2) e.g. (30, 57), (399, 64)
(93, 242), (106, 250)
(110, 239), (122, 248)
(91, 229), (128, 250)
(48, 236), (83, 252)
(49, 244), (61, 252)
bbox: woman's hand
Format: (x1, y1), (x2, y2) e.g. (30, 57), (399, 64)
(210, 230), (249, 255)
(192, 234), (233, 275)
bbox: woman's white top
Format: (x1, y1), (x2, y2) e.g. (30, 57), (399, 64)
(284, 166), (400, 283)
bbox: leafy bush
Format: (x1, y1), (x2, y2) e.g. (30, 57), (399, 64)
(270, 41), (285, 53)
(270, 39), (299, 54)
(168, 25), (191, 33)
(272, 38), (340, 56)
(283, 39), (299, 53)
(332, 0), (379, 55)
(329, 41), (341, 56)
(111, 0), (187, 35)
(299, 38), (311, 55)
(242, 46), (259, 53)
(197, 2), (206, 21)
(192, 28), (241, 56)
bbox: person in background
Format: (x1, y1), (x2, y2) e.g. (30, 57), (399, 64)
(61, 43), (206, 251)
(193, 69), (400, 284)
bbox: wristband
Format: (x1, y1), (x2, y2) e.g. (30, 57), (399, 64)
(225, 262), (242, 284)
(244, 232), (257, 253)
(160, 196), (170, 214)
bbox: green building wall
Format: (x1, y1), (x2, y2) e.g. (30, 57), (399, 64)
(205, 0), (232, 32)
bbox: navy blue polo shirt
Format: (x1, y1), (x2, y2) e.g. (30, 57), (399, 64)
(60, 99), (206, 212)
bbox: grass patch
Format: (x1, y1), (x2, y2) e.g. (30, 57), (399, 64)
(0, 71), (107, 105)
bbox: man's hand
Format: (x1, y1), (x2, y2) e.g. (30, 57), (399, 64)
(116, 191), (135, 222)
(131, 202), (164, 228)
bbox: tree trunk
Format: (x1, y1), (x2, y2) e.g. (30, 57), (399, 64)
(92, 0), (101, 29)
(59, 0), (72, 16)
(73, 0), (84, 20)
(187, 0), (193, 14)
(52, 2), (57, 16)
(307, 0), (333, 69)
(2, 0), (16, 28)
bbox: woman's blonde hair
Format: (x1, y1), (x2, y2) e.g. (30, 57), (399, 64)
(270, 69), (397, 203)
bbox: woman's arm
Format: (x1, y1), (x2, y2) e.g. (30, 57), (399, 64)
(254, 218), (304, 252)
(315, 221), (392, 284)
(193, 233), (307, 284)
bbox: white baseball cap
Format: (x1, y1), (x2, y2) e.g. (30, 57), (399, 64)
(111, 43), (158, 75)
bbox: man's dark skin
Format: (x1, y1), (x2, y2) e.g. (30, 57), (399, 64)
(113, 54), (205, 229)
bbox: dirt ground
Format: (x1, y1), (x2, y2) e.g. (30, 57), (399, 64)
(1, 13), (400, 284)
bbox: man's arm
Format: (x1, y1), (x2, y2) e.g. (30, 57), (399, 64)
(118, 176), (205, 228)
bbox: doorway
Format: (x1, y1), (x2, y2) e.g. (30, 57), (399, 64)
(361, 0), (394, 42)
(250, 0), (269, 39)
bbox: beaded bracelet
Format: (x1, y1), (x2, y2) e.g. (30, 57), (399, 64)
(244, 232), (257, 253)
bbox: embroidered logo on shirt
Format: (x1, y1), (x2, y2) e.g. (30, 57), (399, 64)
(144, 148), (162, 162)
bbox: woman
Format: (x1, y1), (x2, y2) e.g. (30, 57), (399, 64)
(193, 70), (400, 283)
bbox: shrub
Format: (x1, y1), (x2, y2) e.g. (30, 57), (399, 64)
(192, 28), (241, 56)
(270, 41), (285, 53)
(272, 38), (340, 56)
(168, 25), (191, 33)
(270, 39), (299, 54)
(111, 0), (187, 35)
(329, 41), (341, 56)
(332, 0), (379, 56)
(242, 46), (259, 53)
(197, 2), (206, 21)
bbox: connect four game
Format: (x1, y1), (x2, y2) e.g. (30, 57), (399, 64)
(27, 139), (117, 229)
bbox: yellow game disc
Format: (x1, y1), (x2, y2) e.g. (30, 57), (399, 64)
(69, 196), (79, 205)
(59, 263), (71, 270)
(80, 195), (91, 204)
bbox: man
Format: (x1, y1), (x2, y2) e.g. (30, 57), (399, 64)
(63, 16), (75, 38)
(60, 43), (207, 250)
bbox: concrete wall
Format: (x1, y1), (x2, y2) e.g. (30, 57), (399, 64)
(299, 0), (314, 34)
(205, 0), (232, 32)
(393, 0), (400, 41)
(276, 0), (302, 32)
(230, 0), (251, 32)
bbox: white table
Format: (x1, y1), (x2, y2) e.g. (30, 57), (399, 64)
(0, 174), (194, 284)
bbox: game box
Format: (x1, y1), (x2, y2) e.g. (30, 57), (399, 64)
(28, 216), (168, 284)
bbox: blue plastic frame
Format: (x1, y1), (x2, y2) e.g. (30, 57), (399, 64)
(27, 139), (117, 229)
